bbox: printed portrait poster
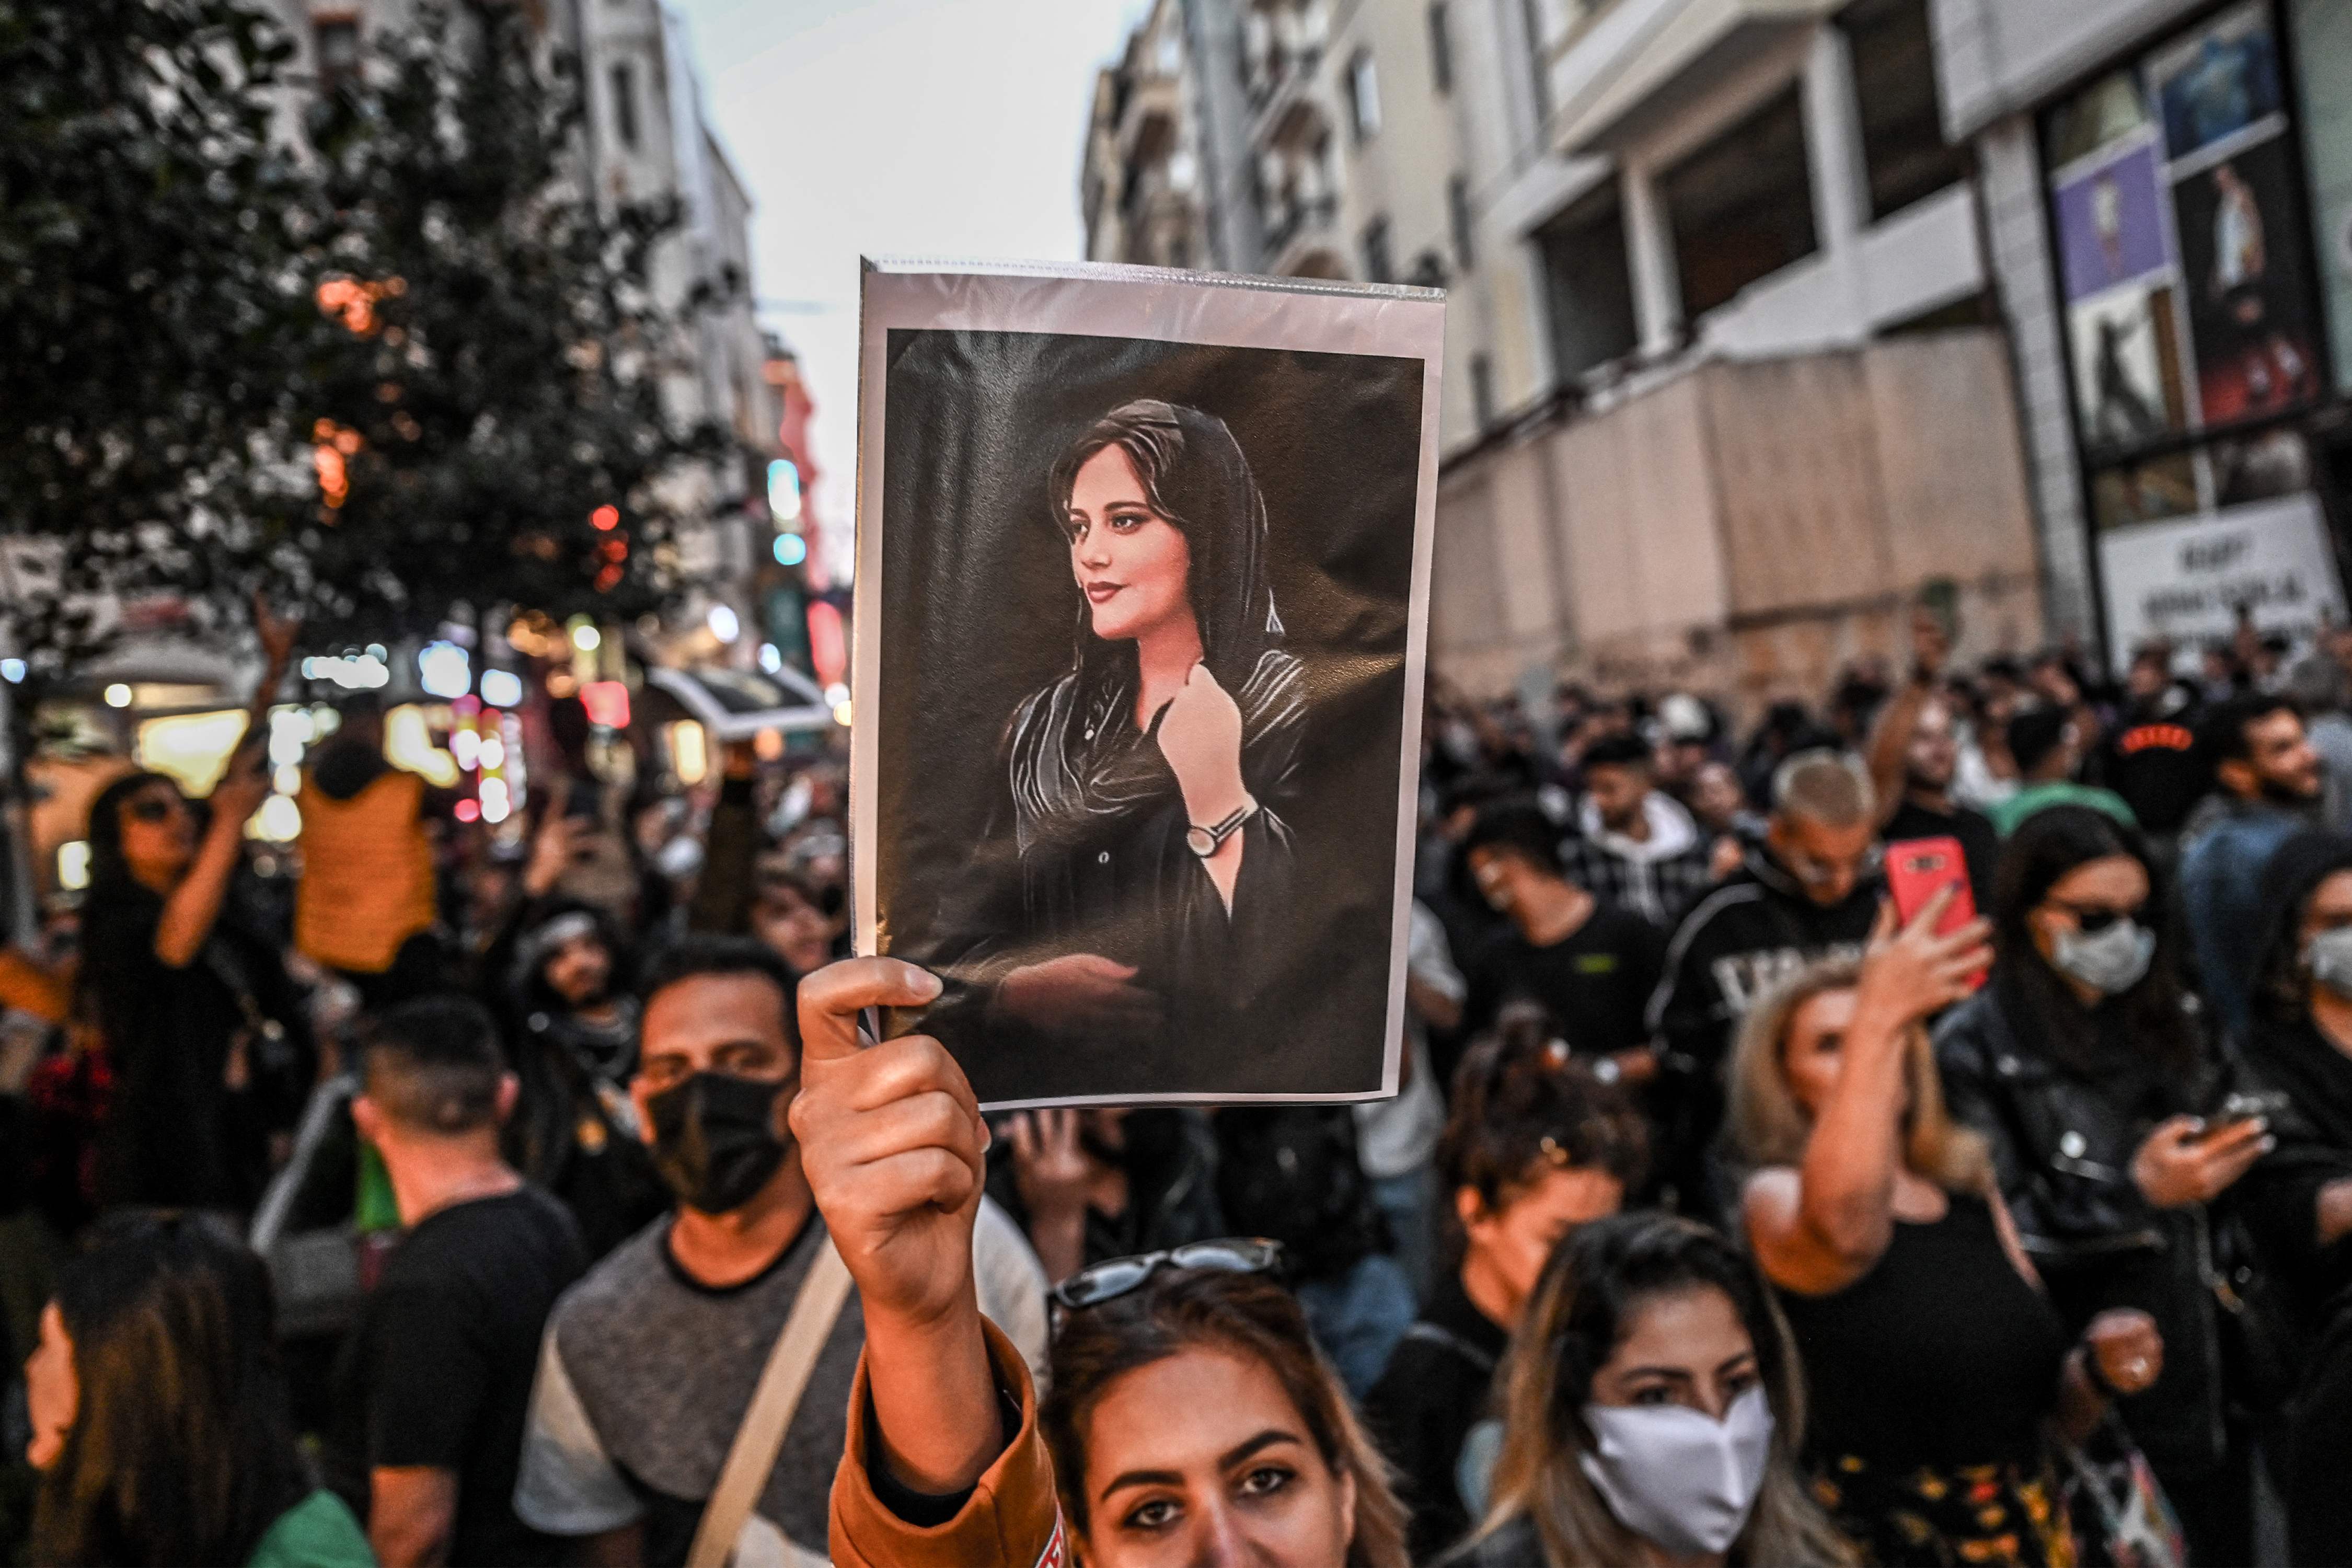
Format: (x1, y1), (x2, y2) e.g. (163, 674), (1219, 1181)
(851, 260), (1443, 1108)
(2171, 136), (2323, 424)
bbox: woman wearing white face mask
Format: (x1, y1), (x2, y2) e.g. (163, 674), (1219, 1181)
(1459, 1212), (1854, 1567)
(2233, 831), (2352, 1567)
(1936, 805), (2264, 1567)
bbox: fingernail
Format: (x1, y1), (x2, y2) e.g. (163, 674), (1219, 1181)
(2262, 1136), (2278, 1153)
(914, 969), (943, 1001)
(981, 1121), (994, 1152)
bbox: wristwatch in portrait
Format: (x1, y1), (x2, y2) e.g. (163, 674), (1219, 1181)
(1186, 798), (1259, 858)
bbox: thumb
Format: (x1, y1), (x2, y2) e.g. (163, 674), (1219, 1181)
(796, 957), (942, 1067)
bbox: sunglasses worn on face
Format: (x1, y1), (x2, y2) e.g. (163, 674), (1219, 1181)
(126, 797), (182, 824)
(2051, 901), (2145, 933)
(1049, 1237), (1285, 1313)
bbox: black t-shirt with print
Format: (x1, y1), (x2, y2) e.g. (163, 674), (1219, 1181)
(1462, 903), (1666, 1057)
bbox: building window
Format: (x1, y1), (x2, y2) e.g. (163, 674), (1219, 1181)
(1535, 178), (1639, 378)
(1660, 86), (1818, 320)
(609, 61), (641, 151)
(1347, 50), (1382, 143)
(1470, 353), (1496, 429)
(1448, 173), (1476, 270)
(1361, 216), (1395, 283)
(1428, 3), (1453, 94)
(1841, 0), (1969, 222)
(313, 17), (359, 89)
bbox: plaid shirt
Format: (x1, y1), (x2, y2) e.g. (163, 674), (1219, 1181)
(1558, 826), (1720, 931)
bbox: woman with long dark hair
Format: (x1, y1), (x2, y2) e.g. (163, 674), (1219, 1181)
(75, 753), (312, 1214)
(1935, 804), (2263, 1565)
(24, 1212), (371, 1566)
(1462, 1212), (1854, 1567)
(796, 955), (1400, 1568)
(960, 399), (1308, 1073)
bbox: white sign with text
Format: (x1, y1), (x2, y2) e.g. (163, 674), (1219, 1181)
(2097, 493), (2347, 661)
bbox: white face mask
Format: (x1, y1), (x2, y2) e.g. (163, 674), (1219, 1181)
(1580, 1385), (1774, 1559)
(2051, 919), (2156, 996)
(2307, 925), (2352, 1001)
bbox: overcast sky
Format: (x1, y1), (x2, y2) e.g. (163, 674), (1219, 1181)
(668, 0), (1150, 577)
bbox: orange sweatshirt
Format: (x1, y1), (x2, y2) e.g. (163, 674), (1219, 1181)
(829, 1321), (1068, 1568)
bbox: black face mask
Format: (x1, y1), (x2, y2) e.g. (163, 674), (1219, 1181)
(647, 1071), (791, 1215)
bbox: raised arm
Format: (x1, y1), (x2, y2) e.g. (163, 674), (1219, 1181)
(792, 958), (1000, 1492)
(1863, 612), (1947, 829)
(153, 743), (270, 970)
(1746, 891), (1990, 1296)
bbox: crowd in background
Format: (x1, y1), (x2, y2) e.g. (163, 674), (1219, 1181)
(10, 603), (2352, 1566)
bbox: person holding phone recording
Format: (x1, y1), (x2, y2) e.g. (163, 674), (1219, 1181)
(1936, 805), (2264, 1566)
(1732, 894), (2160, 1566)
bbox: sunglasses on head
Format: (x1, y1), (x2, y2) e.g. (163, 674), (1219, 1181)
(2052, 901), (2144, 933)
(1049, 1237), (1285, 1313)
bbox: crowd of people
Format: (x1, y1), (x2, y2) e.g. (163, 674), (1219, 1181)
(10, 605), (2352, 1567)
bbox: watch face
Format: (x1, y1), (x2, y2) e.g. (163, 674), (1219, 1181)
(1186, 826), (1216, 857)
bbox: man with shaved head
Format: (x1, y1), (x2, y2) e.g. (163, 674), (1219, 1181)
(331, 995), (586, 1568)
(1646, 749), (1886, 1217)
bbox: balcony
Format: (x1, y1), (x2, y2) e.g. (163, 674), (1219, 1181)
(1544, 0), (1840, 155)
(1263, 193), (1341, 275)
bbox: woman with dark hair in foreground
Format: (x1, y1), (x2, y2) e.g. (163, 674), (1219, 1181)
(24, 1212), (371, 1566)
(792, 956), (1404, 1568)
(1936, 804), (2261, 1564)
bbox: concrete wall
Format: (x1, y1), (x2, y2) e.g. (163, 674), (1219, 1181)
(1429, 330), (2046, 715)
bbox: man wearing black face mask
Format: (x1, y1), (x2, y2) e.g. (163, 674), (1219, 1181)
(512, 937), (1050, 1568)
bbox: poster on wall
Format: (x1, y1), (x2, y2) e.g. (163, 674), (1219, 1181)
(852, 260), (1443, 1108)
(2097, 493), (2347, 659)
(2289, 0), (2352, 395)
(2145, 1), (2285, 166)
(2067, 281), (2189, 452)
(2171, 136), (2324, 424)
(2054, 141), (2173, 302)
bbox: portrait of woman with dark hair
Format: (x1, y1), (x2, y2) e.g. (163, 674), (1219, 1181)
(862, 272), (1438, 1107)
(944, 398), (1310, 1076)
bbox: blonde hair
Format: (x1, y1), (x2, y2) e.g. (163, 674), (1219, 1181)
(1473, 1213), (1856, 1567)
(1726, 956), (1991, 1194)
(1771, 748), (1874, 828)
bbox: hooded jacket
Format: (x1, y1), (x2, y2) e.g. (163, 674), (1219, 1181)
(1645, 846), (1881, 1207)
(2234, 832), (2352, 1331)
(1560, 791), (1716, 930)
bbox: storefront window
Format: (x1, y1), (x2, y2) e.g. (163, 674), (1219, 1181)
(2041, 0), (2343, 659)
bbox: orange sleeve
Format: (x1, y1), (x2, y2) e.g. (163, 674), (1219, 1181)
(0, 950), (70, 1024)
(829, 1319), (1068, 1568)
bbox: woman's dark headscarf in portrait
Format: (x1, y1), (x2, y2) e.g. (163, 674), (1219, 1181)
(1990, 804), (2198, 1078)
(1009, 399), (1305, 861)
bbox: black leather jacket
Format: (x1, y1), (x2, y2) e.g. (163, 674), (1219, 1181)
(1935, 984), (2241, 1470)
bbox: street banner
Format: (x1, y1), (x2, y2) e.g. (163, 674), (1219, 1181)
(2096, 493), (2347, 663)
(850, 259), (1444, 1109)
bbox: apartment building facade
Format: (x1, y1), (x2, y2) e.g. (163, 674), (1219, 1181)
(1088, 0), (2051, 714)
(276, 0), (781, 662)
